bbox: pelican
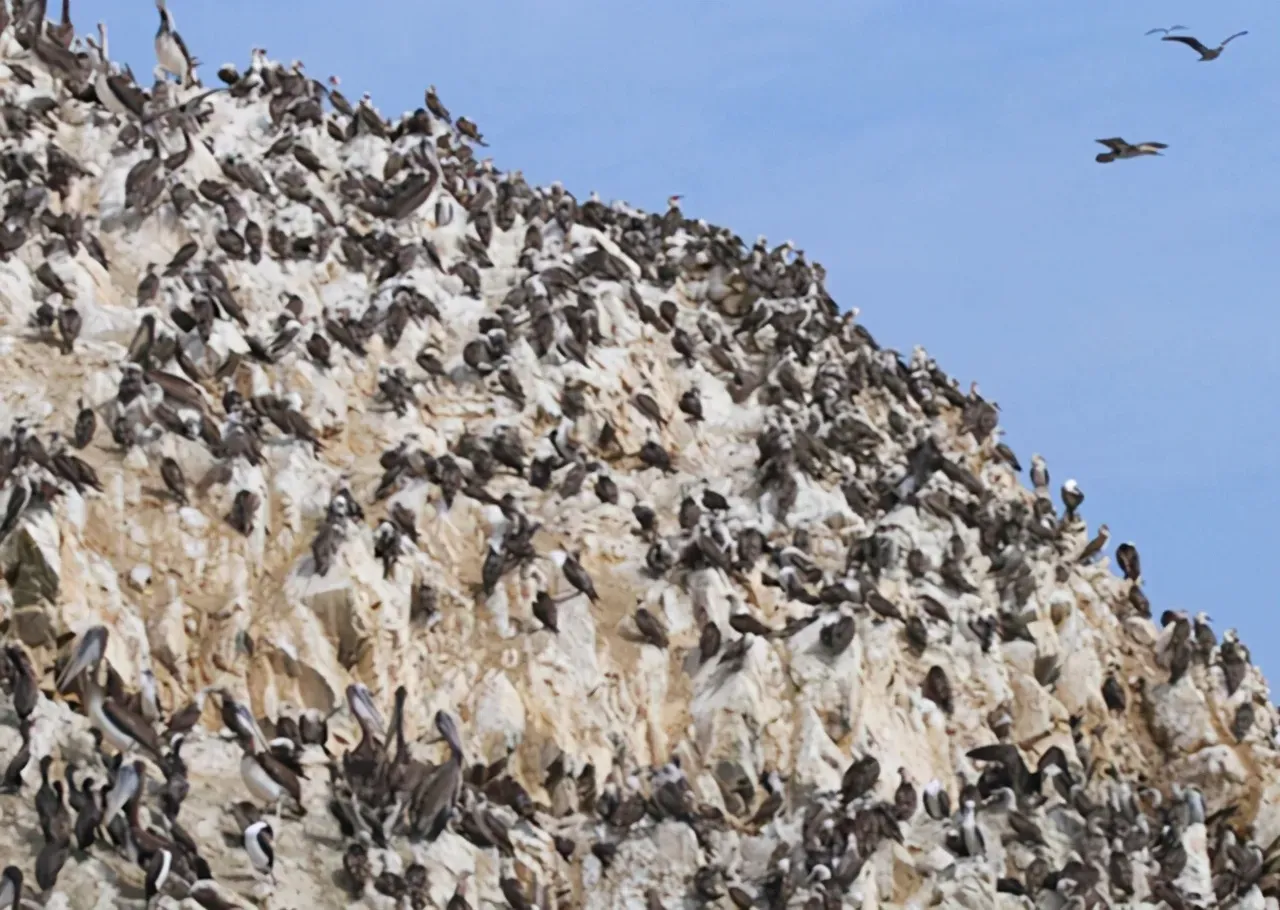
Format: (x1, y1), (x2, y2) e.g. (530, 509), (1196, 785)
(55, 627), (165, 760)
(1094, 138), (1167, 163)
(1162, 31), (1248, 61)
(409, 711), (464, 841)
(90, 23), (146, 120)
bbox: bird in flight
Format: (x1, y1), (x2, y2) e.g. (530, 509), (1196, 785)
(1161, 31), (1248, 61)
(1145, 25), (1187, 36)
(1094, 138), (1167, 164)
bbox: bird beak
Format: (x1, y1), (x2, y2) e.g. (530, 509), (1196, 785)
(56, 627), (107, 695)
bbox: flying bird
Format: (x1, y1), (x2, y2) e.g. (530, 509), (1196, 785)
(1144, 25), (1187, 36)
(1095, 138), (1167, 164)
(1162, 31), (1248, 61)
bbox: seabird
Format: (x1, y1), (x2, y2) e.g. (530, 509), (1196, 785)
(409, 711), (464, 841)
(0, 867), (22, 910)
(144, 848), (172, 907)
(1162, 31), (1248, 61)
(55, 626), (166, 759)
(552, 550), (599, 602)
(1145, 25), (1187, 36)
(1077, 523), (1110, 563)
(1115, 541), (1141, 581)
(160, 456), (187, 504)
(154, 0), (197, 87)
(1094, 138), (1168, 163)
(91, 23), (147, 120)
(239, 733), (303, 818)
(634, 607), (669, 648)
(958, 800), (984, 856)
(243, 820), (275, 882)
(1060, 478), (1084, 518)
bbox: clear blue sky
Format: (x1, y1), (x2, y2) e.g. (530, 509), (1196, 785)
(94, 1), (1280, 678)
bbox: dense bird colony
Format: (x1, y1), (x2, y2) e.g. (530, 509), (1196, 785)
(0, 3), (1277, 910)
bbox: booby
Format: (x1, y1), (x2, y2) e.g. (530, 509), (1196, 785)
(243, 820), (275, 882)
(55, 626), (165, 760)
(154, 0), (197, 87)
(238, 734), (303, 817)
(1060, 478), (1084, 518)
(1162, 30), (1248, 61)
(144, 848), (172, 907)
(1094, 138), (1167, 163)
(1077, 523), (1110, 563)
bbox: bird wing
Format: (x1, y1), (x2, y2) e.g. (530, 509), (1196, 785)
(1163, 35), (1210, 54)
(1136, 142), (1168, 151)
(107, 74), (147, 118)
(1096, 138), (1127, 151)
(967, 743), (1028, 779)
(1221, 30), (1248, 46)
(1144, 27), (1168, 36)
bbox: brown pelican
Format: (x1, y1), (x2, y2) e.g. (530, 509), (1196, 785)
(55, 626), (165, 760)
(48, 0), (73, 48)
(89, 23), (146, 120)
(154, 0), (197, 86)
(409, 711), (463, 841)
(1095, 138), (1167, 163)
(1162, 31), (1248, 61)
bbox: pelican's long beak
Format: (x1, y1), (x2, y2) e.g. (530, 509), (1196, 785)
(435, 710), (464, 758)
(346, 684), (385, 739)
(233, 703), (270, 753)
(56, 626), (109, 695)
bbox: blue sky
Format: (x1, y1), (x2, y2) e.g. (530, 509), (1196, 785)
(95, 1), (1280, 678)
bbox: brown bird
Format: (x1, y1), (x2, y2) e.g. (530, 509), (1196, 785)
(1162, 31), (1247, 61)
(1094, 138), (1167, 163)
(532, 590), (558, 633)
(57, 306), (81, 354)
(1114, 542), (1141, 581)
(634, 607), (669, 649)
(1077, 524), (1110, 563)
(160, 457), (187, 504)
(456, 117), (488, 146)
(923, 665), (953, 715)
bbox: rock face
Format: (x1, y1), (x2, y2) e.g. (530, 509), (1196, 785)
(1, 16), (1279, 910)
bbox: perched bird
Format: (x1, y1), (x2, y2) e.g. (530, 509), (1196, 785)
(1094, 138), (1168, 163)
(1115, 542), (1141, 581)
(1162, 31), (1248, 61)
(244, 820), (275, 882)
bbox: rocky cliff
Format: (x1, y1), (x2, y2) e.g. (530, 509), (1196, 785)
(0, 10), (1278, 910)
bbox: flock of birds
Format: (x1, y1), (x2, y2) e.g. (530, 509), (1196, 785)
(1094, 24), (1249, 164)
(0, 1), (1274, 909)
